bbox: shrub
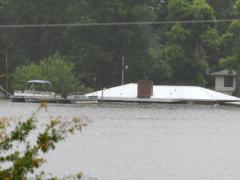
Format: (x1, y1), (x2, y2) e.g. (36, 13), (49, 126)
(0, 103), (88, 180)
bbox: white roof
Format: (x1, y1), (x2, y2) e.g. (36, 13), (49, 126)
(210, 69), (237, 76)
(87, 83), (240, 102)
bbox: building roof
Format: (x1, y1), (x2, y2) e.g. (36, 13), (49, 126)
(86, 83), (240, 102)
(210, 69), (237, 76)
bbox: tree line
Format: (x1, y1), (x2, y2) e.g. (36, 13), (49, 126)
(0, 0), (239, 93)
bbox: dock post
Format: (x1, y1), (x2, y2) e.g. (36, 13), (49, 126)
(121, 56), (125, 85)
(101, 88), (104, 103)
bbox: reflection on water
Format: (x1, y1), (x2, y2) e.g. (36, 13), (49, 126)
(1, 100), (240, 180)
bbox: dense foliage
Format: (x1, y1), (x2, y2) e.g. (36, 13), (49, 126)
(0, 0), (239, 91)
(11, 53), (88, 96)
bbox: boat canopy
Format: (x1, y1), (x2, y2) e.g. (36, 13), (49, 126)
(27, 80), (52, 84)
(25, 80), (52, 91)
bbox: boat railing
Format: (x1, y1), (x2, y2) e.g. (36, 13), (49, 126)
(67, 92), (98, 101)
(14, 90), (56, 98)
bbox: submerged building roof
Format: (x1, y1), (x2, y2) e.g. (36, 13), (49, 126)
(87, 83), (240, 103)
(210, 69), (237, 76)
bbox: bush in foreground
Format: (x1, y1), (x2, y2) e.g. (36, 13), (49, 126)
(0, 103), (91, 180)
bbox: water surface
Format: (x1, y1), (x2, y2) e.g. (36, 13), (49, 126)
(1, 100), (240, 180)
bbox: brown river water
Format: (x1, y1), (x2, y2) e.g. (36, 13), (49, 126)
(1, 100), (240, 180)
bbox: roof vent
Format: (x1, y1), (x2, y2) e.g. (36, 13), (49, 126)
(137, 80), (153, 98)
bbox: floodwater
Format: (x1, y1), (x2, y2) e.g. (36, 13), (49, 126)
(1, 100), (240, 180)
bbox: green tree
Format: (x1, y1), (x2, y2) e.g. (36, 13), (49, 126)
(10, 63), (44, 91)
(11, 53), (86, 96)
(0, 0), (238, 88)
(74, 0), (158, 87)
(218, 0), (240, 96)
(0, 0), (159, 88)
(220, 20), (240, 96)
(40, 53), (85, 96)
(159, 0), (216, 85)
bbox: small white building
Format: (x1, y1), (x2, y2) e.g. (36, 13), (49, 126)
(210, 69), (237, 95)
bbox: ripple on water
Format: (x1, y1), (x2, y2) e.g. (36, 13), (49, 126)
(1, 101), (240, 180)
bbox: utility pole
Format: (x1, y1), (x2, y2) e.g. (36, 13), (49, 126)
(5, 48), (8, 92)
(121, 56), (125, 85)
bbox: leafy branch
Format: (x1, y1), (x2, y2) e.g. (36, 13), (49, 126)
(0, 103), (88, 180)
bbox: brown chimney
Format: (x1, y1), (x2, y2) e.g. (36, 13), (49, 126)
(137, 80), (153, 98)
